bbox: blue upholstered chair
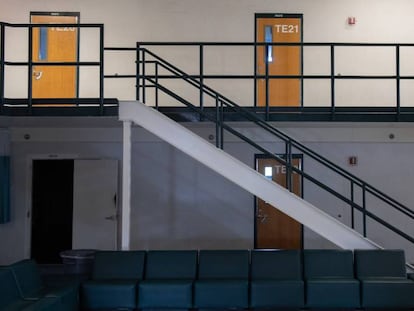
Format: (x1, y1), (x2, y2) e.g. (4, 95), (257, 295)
(8, 259), (79, 311)
(0, 267), (62, 311)
(138, 250), (197, 309)
(194, 250), (249, 309)
(81, 250), (145, 310)
(355, 249), (414, 308)
(304, 249), (360, 308)
(250, 249), (304, 308)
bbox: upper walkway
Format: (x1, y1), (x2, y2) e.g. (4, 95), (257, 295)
(2, 21), (414, 121)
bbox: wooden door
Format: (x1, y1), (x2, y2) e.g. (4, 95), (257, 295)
(256, 14), (302, 107)
(31, 13), (79, 100)
(255, 157), (302, 249)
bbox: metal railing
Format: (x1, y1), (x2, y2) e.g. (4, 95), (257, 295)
(0, 21), (105, 114)
(136, 44), (414, 267)
(135, 42), (414, 121)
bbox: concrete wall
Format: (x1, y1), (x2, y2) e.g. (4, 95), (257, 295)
(0, 121), (414, 264)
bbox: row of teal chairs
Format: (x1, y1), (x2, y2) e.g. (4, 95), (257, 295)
(0, 259), (79, 311)
(81, 249), (414, 310)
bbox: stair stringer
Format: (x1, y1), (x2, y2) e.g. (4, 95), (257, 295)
(119, 101), (379, 251)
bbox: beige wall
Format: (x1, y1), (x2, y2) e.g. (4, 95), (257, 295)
(2, 0), (414, 103)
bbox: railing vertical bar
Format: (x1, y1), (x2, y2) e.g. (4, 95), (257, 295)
(215, 95), (220, 148)
(99, 25), (104, 115)
(75, 24), (80, 106)
(362, 184), (367, 237)
(286, 141), (293, 192)
(265, 43), (270, 121)
(254, 41), (257, 107)
(396, 44), (401, 121)
(330, 44), (335, 117)
(0, 23), (5, 113)
(142, 50), (146, 104)
(28, 24), (33, 113)
(136, 43), (140, 101)
(155, 62), (159, 109)
(220, 98), (224, 150)
(351, 181), (355, 229)
(199, 44), (204, 114)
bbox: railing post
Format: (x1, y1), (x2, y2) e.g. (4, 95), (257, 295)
(199, 44), (204, 113)
(215, 95), (220, 148)
(0, 23), (5, 113)
(286, 140), (293, 192)
(330, 44), (335, 118)
(99, 25), (104, 115)
(220, 98), (224, 150)
(136, 43), (140, 101)
(362, 183), (367, 237)
(155, 62), (159, 109)
(350, 180), (355, 229)
(142, 49), (146, 104)
(28, 24), (33, 113)
(265, 43), (270, 121)
(396, 44), (401, 121)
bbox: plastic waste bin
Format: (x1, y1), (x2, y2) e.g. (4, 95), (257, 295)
(60, 249), (96, 276)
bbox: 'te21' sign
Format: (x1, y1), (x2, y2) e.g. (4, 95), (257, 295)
(274, 24), (299, 33)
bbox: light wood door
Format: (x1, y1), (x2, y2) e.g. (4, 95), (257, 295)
(31, 13), (78, 99)
(256, 157), (302, 249)
(256, 14), (302, 106)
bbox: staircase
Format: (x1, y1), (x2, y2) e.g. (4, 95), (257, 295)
(119, 101), (378, 249)
(118, 47), (414, 271)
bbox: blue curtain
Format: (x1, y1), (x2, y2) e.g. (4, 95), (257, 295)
(0, 156), (10, 223)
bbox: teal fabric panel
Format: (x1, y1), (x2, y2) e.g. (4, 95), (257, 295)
(0, 156), (10, 224)
(250, 280), (304, 308)
(92, 250), (145, 280)
(9, 259), (44, 298)
(360, 279), (414, 308)
(81, 280), (137, 309)
(251, 250), (302, 280)
(194, 280), (249, 308)
(304, 249), (355, 278)
(306, 279), (360, 308)
(145, 250), (197, 279)
(198, 250), (249, 279)
(138, 280), (193, 308)
(0, 268), (24, 309)
(21, 297), (63, 311)
(355, 249), (406, 278)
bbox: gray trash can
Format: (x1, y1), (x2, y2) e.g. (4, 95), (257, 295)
(60, 249), (96, 276)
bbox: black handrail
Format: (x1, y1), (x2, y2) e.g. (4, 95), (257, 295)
(137, 46), (414, 251)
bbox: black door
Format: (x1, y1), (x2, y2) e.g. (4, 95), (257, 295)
(31, 160), (74, 264)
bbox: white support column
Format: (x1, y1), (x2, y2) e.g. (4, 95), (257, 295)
(121, 121), (132, 250)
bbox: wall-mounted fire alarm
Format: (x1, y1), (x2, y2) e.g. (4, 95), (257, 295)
(347, 17), (356, 25)
(348, 156), (358, 166)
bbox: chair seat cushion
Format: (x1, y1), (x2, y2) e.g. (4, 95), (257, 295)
(360, 278), (414, 308)
(306, 278), (360, 308)
(81, 280), (137, 309)
(250, 280), (304, 308)
(138, 280), (193, 308)
(194, 280), (248, 308)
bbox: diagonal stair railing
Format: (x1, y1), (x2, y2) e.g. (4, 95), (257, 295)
(137, 46), (414, 267)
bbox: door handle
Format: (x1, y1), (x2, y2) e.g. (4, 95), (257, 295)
(33, 69), (43, 80)
(105, 215), (117, 221)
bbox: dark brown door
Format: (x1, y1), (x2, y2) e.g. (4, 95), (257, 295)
(255, 156), (302, 249)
